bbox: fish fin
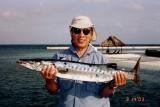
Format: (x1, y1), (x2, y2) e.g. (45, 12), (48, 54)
(130, 56), (141, 86)
(106, 63), (117, 69)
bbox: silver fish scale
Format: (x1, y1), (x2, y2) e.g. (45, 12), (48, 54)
(60, 62), (114, 77)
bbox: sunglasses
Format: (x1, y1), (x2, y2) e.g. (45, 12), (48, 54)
(70, 27), (92, 35)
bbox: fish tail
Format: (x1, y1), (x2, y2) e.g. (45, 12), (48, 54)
(130, 57), (141, 86)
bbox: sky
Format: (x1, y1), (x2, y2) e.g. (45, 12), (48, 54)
(0, 0), (160, 44)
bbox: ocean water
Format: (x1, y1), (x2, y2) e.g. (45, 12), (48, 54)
(0, 45), (160, 107)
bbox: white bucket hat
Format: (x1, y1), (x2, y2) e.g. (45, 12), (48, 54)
(70, 16), (97, 41)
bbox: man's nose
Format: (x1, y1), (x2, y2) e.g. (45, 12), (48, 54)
(79, 31), (85, 37)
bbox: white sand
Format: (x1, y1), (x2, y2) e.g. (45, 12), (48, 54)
(105, 53), (141, 59)
(104, 54), (160, 70)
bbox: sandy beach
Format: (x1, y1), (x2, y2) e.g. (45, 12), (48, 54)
(104, 54), (160, 70)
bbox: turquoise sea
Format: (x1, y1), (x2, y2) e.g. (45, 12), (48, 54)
(0, 45), (160, 107)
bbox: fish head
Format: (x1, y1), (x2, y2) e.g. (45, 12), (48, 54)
(17, 60), (43, 71)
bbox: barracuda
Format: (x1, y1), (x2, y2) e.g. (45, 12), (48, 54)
(17, 57), (141, 84)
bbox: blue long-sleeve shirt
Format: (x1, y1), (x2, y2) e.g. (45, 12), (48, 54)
(54, 44), (111, 107)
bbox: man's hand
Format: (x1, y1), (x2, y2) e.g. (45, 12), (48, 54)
(41, 64), (57, 80)
(113, 71), (128, 87)
(100, 71), (128, 97)
(41, 64), (58, 94)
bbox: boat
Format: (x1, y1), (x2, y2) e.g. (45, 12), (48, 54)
(145, 49), (160, 57)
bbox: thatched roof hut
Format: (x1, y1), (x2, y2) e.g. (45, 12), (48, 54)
(101, 36), (125, 47)
(100, 36), (125, 54)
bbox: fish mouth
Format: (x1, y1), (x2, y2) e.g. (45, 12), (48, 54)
(16, 60), (22, 64)
(16, 60), (27, 65)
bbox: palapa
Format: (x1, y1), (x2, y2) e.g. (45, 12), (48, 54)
(101, 36), (125, 47)
(100, 36), (125, 54)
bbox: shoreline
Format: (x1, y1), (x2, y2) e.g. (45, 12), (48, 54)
(46, 46), (160, 50)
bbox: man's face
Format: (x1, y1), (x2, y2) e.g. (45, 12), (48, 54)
(70, 27), (93, 49)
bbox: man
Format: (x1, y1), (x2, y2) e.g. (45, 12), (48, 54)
(41, 16), (127, 107)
